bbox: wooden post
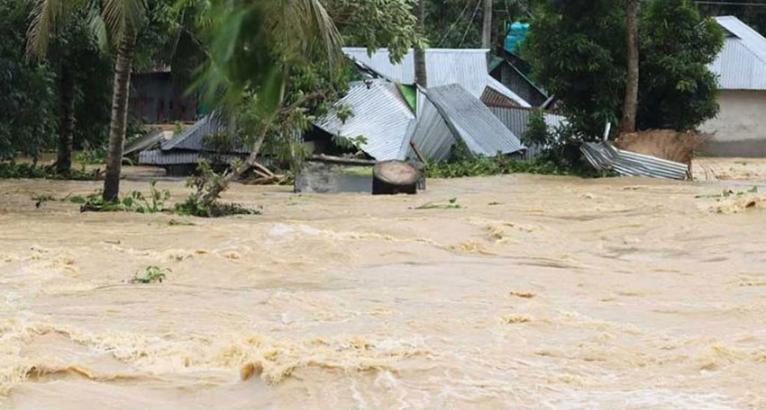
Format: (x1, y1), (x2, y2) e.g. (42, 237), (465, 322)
(482, 0), (493, 49)
(620, 0), (639, 133)
(414, 0), (428, 88)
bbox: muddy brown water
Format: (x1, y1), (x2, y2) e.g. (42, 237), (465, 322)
(1, 167), (765, 409)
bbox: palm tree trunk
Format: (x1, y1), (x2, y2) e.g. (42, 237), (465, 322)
(56, 67), (76, 174)
(620, 0), (639, 133)
(103, 35), (136, 201)
(414, 0), (427, 88)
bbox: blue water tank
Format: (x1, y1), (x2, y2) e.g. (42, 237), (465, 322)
(505, 21), (530, 54)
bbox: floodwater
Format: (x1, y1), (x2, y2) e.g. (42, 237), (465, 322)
(1, 163), (765, 409)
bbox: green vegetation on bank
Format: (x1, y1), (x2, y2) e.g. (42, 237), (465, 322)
(0, 162), (101, 180)
(79, 181), (171, 213)
(425, 135), (606, 179)
(426, 157), (577, 179)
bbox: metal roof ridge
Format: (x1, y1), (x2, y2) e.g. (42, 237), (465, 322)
(716, 16), (766, 67)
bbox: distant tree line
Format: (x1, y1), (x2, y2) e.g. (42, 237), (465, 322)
(697, 0), (766, 35)
(524, 0), (724, 138)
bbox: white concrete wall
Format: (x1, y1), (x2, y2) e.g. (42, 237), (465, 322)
(701, 90), (766, 156)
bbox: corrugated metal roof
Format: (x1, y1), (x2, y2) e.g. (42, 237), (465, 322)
(408, 84), (525, 161)
(160, 113), (239, 152)
(481, 87), (522, 108)
(712, 16), (766, 90)
(489, 106), (567, 159)
(489, 106), (566, 139)
(343, 48), (531, 108)
(407, 94), (457, 161)
(315, 79), (415, 161)
(581, 142), (689, 180)
(124, 129), (170, 156)
(138, 149), (244, 166)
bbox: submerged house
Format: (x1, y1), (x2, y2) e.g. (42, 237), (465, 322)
(702, 16), (766, 157)
(405, 84), (525, 161)
(137, 48), (539, 174)
(138, 114), (247, 175)
(489, 52), (551, 108)
(342, 48), (531, 109)
(487, 22), (552, 108)
(129, 65), (199, 124)
(313, 48), (529, 163)
(313, 79), (417, 161)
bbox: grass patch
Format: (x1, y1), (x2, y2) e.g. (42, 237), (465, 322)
(31, 193), (55, 208)
(415, 197), (461, 210)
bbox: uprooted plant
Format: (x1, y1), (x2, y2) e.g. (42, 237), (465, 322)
(174, 160), (257, 218)
(130, 266), (170, 284)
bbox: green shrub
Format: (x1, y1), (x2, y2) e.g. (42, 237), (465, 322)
(131, 266), (169, 284)
(74, 146), (108, 165)
(522, 109), (551, 148)
(426, 155), (574, 179)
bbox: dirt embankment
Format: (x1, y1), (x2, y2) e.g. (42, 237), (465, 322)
(616, 129), (708, 164)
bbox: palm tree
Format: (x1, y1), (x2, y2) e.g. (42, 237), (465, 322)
(197, 0), (342, 172)
(27, 0), (147, 200)
(25, 7), (82, 175)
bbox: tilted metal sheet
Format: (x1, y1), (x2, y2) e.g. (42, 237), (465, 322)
(712, 17), (766, 90)
(424, 84), (526, 158)
(160, 113), (236, 152)
(342, 48), (530, 107)
(124, 129), (166, 156)
(581, 142), (689, 180)
(315, 80), (415, 161)
(407, 95), (456, 161)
